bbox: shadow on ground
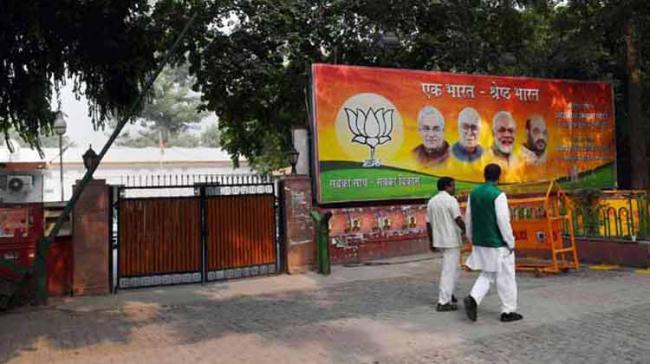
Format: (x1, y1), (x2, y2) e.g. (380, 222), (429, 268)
(0, 265), (646, 363)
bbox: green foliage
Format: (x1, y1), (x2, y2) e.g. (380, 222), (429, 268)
(2, 0), (649, 178)
(114, 64), (208, 148)
(5, 128), (75, 149)
(572, 188), (605, 236)
(185, 0), (532, 171)
(182, 0), (650, 173)
(34, 134), (75, 149)
(200, 124), (221, 148)
(0, 0), (165, 150)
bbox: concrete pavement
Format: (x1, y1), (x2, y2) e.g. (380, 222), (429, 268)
(0, 253), (648, 363)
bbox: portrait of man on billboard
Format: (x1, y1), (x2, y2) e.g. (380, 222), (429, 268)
(451, 107), (484, 162)
(412, 106), (450, 166)
(521, 114), (548, 165)
(489, 111), (517, 167)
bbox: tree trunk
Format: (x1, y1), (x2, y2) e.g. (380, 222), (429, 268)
(624, 20), (648, 189)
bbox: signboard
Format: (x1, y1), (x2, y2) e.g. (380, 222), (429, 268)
(0, 207), (29, 239)
(311, 64), (616, 204)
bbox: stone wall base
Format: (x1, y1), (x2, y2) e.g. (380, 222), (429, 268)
(517, 238), (649, 268)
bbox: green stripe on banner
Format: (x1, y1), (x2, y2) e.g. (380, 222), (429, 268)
(318, 161), (615, 204)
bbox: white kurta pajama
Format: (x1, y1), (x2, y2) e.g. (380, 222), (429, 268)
(426, 191), (463, 305)
(464, 193), (518, 313)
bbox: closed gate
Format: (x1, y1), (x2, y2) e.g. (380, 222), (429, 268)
(115, 176), (277, 289)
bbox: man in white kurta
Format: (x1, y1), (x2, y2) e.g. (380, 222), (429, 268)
(463, 164), (523, 322)
(426, 177), (465, 311)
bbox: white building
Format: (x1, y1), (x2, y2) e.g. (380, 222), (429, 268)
(0, 145), (252, 202)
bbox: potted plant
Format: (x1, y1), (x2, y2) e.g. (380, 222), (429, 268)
(571, 188), (604, 237)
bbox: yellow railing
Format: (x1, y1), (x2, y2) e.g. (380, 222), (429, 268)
(564, 190), (649, 240)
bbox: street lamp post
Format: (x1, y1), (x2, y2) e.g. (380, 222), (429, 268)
(288, 147), (299, 175)
(53, 112), (67, 201)
(82, 145), (100, 173)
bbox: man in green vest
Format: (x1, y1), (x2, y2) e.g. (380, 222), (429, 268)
(463, 163), (523, 323)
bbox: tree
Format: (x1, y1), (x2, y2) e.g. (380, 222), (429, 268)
(183, 0), (534, 171)
(602, 0), (650, 189)
(527, 0), (650, 189)
(182, 0), (650, 181)
(114, 65), (208, 148)
(34, 134), (76, 149)
(0, 0), (167, 149)
(200, 124), (221, 147)
(3, 1), (648, 182)
(5, 128), (75, 149)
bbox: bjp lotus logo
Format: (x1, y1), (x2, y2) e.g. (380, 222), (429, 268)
(344, 107), (394, 167)
(335, 93), (403, 166)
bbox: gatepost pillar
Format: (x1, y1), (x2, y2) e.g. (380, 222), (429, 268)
(72, 179), (111, 295)
(279, 176), (317, 273)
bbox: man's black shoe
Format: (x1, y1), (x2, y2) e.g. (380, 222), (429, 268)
(436, 303), (458, 312)
(451, 295), (457, 303)
(463, 295), (477, 322)
(500, 312), (524, 322)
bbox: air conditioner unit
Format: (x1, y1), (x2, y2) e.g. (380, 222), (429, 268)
(0, 174), (42, 203)
(5, 176), (33, 194)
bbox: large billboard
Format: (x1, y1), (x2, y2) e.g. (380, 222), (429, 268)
(310, 64), (616, 204)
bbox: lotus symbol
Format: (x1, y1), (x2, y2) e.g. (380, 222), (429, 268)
(344, 107), (394, 167)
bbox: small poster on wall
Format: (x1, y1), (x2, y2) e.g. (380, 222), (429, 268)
(0, 208), (29, 239)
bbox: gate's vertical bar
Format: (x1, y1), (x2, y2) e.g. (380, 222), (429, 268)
(115, 186), (123, 292)
(108, 186), (114, 294)
(277, 179), (286, 274)
(273, 180), (280, 273)
(199, 185), (207, 284)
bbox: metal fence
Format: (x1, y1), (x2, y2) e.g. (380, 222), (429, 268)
(118, 173), (274, 188)
(568, 191), (650, 241)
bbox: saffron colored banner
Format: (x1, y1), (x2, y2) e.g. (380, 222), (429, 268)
(310, 64), (616, 204)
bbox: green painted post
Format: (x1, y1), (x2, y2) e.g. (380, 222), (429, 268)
(310, 211), (332, 275)
(635, 193), (649, 239)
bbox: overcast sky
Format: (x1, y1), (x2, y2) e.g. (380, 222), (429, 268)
(57, 82), (109, 148)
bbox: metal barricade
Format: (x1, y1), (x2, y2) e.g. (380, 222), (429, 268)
(460, 181), (579, 275)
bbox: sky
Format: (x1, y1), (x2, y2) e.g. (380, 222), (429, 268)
(57, 82), (109, 148)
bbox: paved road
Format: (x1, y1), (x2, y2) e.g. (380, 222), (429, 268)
(1, 254), (648, 363)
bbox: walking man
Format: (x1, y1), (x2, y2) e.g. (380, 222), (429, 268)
(426, 177), (465, 311)
(463, 164), (524, 322)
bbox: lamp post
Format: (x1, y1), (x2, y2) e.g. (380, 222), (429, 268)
(288, 147), (299, 175)
(53, 112), (67, 201)
(82, 145), (100, 173)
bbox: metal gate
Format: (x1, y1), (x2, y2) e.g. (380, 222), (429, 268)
(114, 175), (277, 289)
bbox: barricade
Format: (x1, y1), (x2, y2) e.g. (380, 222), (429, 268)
(460, 181), (579, 275)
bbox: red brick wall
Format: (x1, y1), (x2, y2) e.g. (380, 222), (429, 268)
(48, 236), (73, 296)
(279, 177), (317, 273)
(0, 204), (73, 296)
(72, 180), (111, 295)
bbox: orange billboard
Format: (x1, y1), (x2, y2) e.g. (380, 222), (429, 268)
(311, 64), (616, 204)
